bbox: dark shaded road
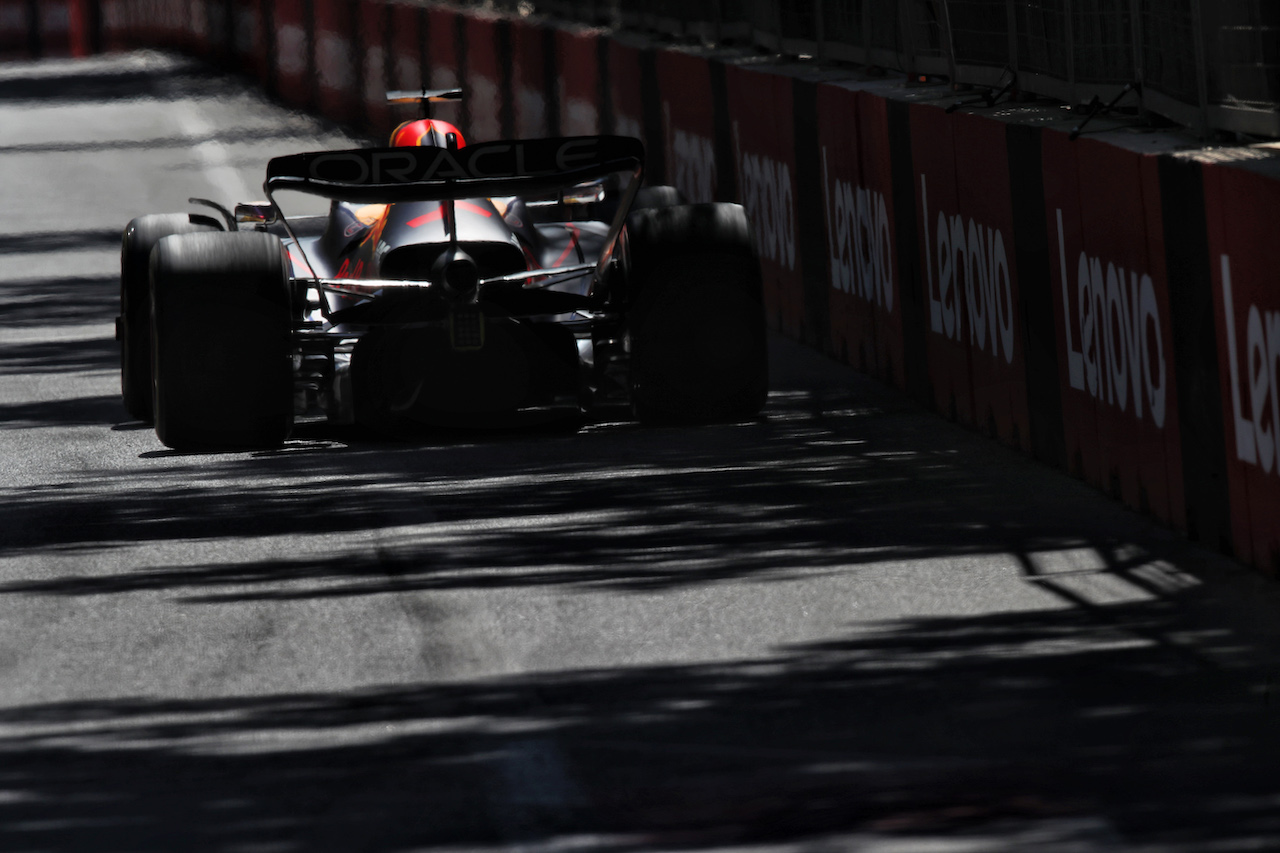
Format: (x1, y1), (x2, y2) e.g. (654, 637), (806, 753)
(1, 52), (1279, 852)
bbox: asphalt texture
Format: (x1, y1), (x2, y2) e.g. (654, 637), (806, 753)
(2, 51), (1280, 853)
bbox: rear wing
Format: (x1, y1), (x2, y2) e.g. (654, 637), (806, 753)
(265, 135), (644, 204)
(265, 135), (645, 291)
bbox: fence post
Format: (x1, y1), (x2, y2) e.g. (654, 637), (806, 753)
(1006, 0), (1018, 79)
(861, 0), (869, 64)
(1189, 0), (1210, 138)
(1064, 0), (1075, 104)
(939, 0), (957, 84)
(1128, 0), (1146, 123)
(814, 0), (823, 62)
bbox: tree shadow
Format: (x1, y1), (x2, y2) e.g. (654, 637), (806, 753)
(0, 56), (239, 105)
(0, 600), (1278, 851)
(0, 274), (118, 330)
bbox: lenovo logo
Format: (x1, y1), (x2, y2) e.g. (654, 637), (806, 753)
(822, 147), (893, 311)
(1055, 209), (1167, 428)
(1222, 254), (1280, 475)
(920, 175), (1013, 362)
(737, 124), (796, 271)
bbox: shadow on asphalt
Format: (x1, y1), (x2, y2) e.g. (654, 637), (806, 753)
(0, 55), (241, 105)
(0, 274), (117, 330)
(4, 53), (1280, 853)
(0, 599), (1278, 851)
(3, 339), (1280, 848)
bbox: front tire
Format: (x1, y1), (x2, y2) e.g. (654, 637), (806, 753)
(151, 231), (294, 450)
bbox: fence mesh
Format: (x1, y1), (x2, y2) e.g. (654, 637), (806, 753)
(1203, 0), (1279, 112)
(548, 0), (1275, 135)
(946, 0), (1009, 68)
(1015, 0), (1071, 78)
(1141, 0), (1199, 103)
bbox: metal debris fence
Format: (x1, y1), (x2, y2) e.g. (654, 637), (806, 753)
(531, 0), (1279, 138)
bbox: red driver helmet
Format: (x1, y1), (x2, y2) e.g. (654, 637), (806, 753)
(389, 118), (466, 149)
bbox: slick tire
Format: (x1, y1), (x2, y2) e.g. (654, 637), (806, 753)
(592, 184), (684, 225)
(631, 185), (685, 213)
(120, 213), (220, 422)
(150, 231), (293, 450)
(625, 203), (768, 424)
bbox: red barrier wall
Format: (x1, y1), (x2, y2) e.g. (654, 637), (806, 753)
(510, 17), (548, 138)
(386, 0), (423, 116)
(912, 102), (971, 417)
(37, 0), (73, 56)
(816, 82), (870, 369)
(727, 63), (802, 339)
(423, 6), (459, 109)
(913, 107), (1028, 445)
(654, 50), (718, 204)
(1204, 157), (1280, 572)
(607, 39), (647, 158)
(0, 0), (28, 59)
(556, 27), (599, 137)
(853, 93), (904, 389)
(813, 82), (906, 387)
(272, 0), (310, 108)
(1042, 131), (1183, 525)
(356, 0), (389, 135)
(231, 0), (269, 83)
(463, 13), (502, 142)
(313, 0), (357, 124)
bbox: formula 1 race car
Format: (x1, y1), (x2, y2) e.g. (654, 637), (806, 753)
(117, 91), (768, 450)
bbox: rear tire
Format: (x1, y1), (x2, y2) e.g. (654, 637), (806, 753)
(590, 184), (685, 225)
(151, 231), (294, 450)
(119, 213), (220, 422)
(631, 185), (685, 213)
(625, 203), (768, 424)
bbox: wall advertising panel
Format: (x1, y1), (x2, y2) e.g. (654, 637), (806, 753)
(387, 0), (426, 128)
(556, 27), (600, 137)
(37, 0), (73, 56)
(946, 111), (1027, 447)
(911, 103), (972, 420)
(232, 0), (267, 85)
(313, 0), (357, 124)
(727, 63), (803, 339)
(356, 0), (389, 136)
(463, 13), (502, 143)
(813, 82), (907, 386)
(1043, 131), (1183, 524)
(421, 6), (460, 133)
(510, 17), (549, 138)
(816, 83), (866, 368)
(271, 0), (310, 108)
(654, 50), (718, 204)
(1203, 157), (1280, 571)
(608, 39), (649, 163)
(0, 0), (30, 59)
